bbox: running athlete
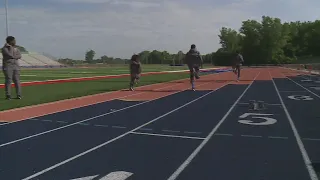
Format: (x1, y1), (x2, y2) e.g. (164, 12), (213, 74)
(185, 44), (202, 91)
(233, 51), (244, 81)
(129, 54), (141, 91)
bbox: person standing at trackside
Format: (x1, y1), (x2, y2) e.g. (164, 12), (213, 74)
(1, 36), (22, 100)
(185, 44), (202, 91)
(233, 50), (244, 81)
(129, 54), (142, 91)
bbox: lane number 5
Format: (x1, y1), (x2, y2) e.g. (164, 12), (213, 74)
(238, 113), (277, 125)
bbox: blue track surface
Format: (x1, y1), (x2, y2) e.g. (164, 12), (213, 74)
(0, 68), (320, 180)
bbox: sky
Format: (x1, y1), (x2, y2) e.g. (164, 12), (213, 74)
(0, 0), (319, 60)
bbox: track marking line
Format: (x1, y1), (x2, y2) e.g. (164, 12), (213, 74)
(166, 71), (260, 180)
(94, 124), (109, 128)
(238, 102), (281, 106)
(56, 121), (68, 124)
(41, 120), (53, 122)
(0, 80), (219, 147)
(130, 132), (205, 140)
(22, 85), (222, 180)
(279, 91), (307, 93)
(78, 123), (90, 126)
(139, 128), (153, 131)
(30, 119), (53, 122)
(241, 134), (262, 138)
(303, 138), (320, 142)
(0, 101), (149, 147)
(0, 122), (10, 126)
(270, 71), (319, 180)
(184, 131), (202, 134)
(268, 136), (289, 139)
(162, 129), (180, 133)
(112, 126), (127, 129)
(214, 133), (233, 136)
(284, 75), (320, 99)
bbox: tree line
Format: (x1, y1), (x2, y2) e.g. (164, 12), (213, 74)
(59, 16), (320, 66)
(217, 16), (320, 65)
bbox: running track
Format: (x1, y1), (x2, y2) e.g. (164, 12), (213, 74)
(0, 67), (320, 180)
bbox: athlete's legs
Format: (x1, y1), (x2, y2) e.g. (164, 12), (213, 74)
(232, 65), (237, 74)
(129, 74), (136, 90)
(236, 65), (241, 79)
(188, 64), (195, 90)
(194, 65), (200, 79)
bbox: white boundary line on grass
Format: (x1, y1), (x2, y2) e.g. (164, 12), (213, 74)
(166, 71), (261, 180)
(270, 71), (318, 180)
(21, 83), (230, 180)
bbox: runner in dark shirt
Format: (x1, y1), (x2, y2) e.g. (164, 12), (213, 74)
(233, 51), (244, 81)
(185, 44), (202, 91)
(129, 54), (141, 91)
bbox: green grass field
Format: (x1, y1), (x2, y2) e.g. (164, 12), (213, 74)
(0, 65), (191, 82)
(0, 64), (210, 111)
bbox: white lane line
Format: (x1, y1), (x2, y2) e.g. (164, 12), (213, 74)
(30, 119), (53, 122)
(285, 75), (320, 99)
(130, 132), (205, 140)
(267, 103), (282, 106)
(166, 71), (260, 180)
(214, 133), (233, 136)
(268, 136), (289, 139)
(241, 135), (262, 138)
(112, 126), (126, 129)
(42, 120), (53, 122)
(139, 128), (153, 131)
(162, 129), (180, 133)
(78, 123), (90, 126)
(94, 124), (109, 128)
(279, 91), (307, 93)
(184, 131), (202, 134)
(22, 86), (220, 180)
(0, 101), (149, 147)
(57, 121), (68, 124)
(303, 138), (320, 142)
(270, 71), (318, 180)
(0, 122), (10, 125)
(238, 102), (281, 106)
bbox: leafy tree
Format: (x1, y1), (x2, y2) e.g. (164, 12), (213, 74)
(85, 49), (95, 63)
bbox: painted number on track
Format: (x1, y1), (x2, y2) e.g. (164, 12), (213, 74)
(288, 95), (313, 101)
(238, 113), (277, 125)
(71, 171), (133, 180)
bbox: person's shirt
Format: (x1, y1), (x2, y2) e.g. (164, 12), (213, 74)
(130, 60), (141, 74)
(1, 44), (21, 67)
(185, 48), (203, 65)
(235, 53), (244, 65)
